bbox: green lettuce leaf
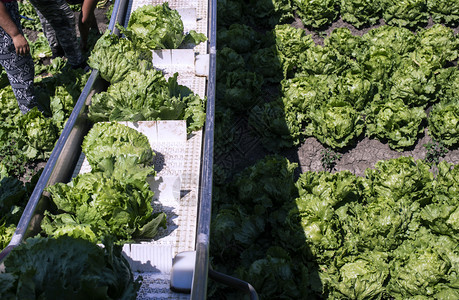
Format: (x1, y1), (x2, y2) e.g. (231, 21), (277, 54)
(340, 0), (382, 28)
(122, 3), (206, 50)
(217, 23), (260, 54)
(365, 99), (426, 151)
(18, 108), (59, 159)
(387, 228), (457, 298)
(363, 156), (433, 203)
(416, 24), (458, 63)
(249, 99), (303, 151)
(389, 59), (438, 108)
(216, 71), (263, 111)
(246, 0), (294, 27)
(324, 28), (366, 59)
(89, 70), (206, 131)
(428, 100), (459, 147)
(88, 31), (152, 84)
(306, 100), (364, 149)
(44, 157), (166, 243)
(362, 25), (418, 55)
(272, 24), (315, 77)
(421, 161), (459, 238)
(82, 121), (154, 170)
(323, 251), (389, 300)
(381, 0), (429, 28)
(0, 236), (140, 299)
(294, 0), (339, 29)
(427, 0), (459, 25)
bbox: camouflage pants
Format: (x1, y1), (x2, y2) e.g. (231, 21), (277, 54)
(0, 2), (38, 114)
(29, 0), (83, 67)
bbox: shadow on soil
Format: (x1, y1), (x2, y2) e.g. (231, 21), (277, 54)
(209, 3), (322, 298)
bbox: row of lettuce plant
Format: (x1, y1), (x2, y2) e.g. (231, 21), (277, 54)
(1, 3), (209, 298)
(216, 21), (459, 153)
(211, 0), (458, 299)
(0, 0), (109, 251)
(217, 0), (459, 29)
(211, 155), (459, 299)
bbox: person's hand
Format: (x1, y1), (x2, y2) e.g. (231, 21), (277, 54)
(12, 34), (30, 56)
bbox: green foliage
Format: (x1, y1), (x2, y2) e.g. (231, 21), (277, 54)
(43, 122), (166, 243)
(88, 70), (206, 132)
(324, 27), (365, 59)
(382, 0), (429, 28)
(210, 156), (300, 298)
(249, 99), (302, 151)
(81, 122), (154, 170)
(0, 140), (28, 179)
(248, 46), (283, 83)
(294, 0), (339, 29)
(217, 23), (260, 54)
(214, 108), (237, 156)
(121, 3), (206, 50)
(0, 64), (86, 249)
(246, 0), (295, 27)
(361, 25), (417, 55)
(306, 100), (364, 149)
(428, 100), (459, 147)
(421, 161), (459, 238)
(217, 0), (245, 28)
(423, 139), (449, 165)
(388, 59), (438, 108)
(88, 31), (152, 84)
(272, 24), (315, 77)
(364, 156), (433, 202)
(28, 34), (52, 62)
(0, 172), (27, 249)
(0, 236), (140, 299)
(340, 0), (382, 28)
(323, 252), (390, 299)
(416, 24), (458, 63)
(216, 70), (263, 112)
(387, 228), (458, 298)
(365, 99), (426, 151)
(18, 108), (59, 159)
(211, 1), (459, 299)
(216, 47), (245, 80)
(18, 0), (41, 31)
(0, 223), (16, 250)
(299, 45), (349, 76)
(334, 70), (374, 111)
(427, 0), (459, 25)
(320, 148), (342, 171)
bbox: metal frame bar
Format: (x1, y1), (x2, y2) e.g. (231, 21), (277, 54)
(0, 0), (130, 262)
(191, 0), (216, 298)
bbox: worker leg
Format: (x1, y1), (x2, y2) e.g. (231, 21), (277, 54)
(29, 0), (84, 67)
(79, 0), (99, 51)
(0, 2), (39, 114)
(34, 8), (64, 57)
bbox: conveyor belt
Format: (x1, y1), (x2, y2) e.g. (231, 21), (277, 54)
(118, 1), (211, 297)
(0, 0), (216, 298)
